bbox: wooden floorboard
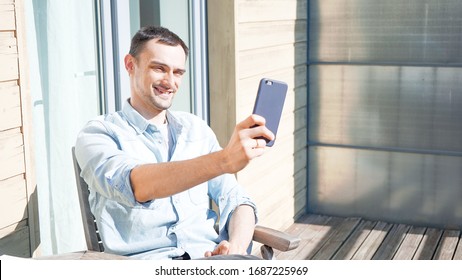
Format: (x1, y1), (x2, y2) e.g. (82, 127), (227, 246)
(372, 223), (410, 260)
(292, 216), (344, 260)
(453, 237), (462, 259)
(276, 214), (462, 260)
(433, 230), (460, 260)
(393, 226), (426, 260)
(332, 219), (377, 260)
(351, 221), (392, 260)
(275, 214), (330, 259)
(311, 217), (361, 260)
(413, 228), (443, 260)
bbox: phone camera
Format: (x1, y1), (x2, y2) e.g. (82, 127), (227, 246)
(265, 80), (273, 86)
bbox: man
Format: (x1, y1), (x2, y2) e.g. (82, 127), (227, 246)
(75, 26), (274, 260)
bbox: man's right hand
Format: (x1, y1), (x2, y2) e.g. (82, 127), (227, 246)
(220, 114), (274, 174)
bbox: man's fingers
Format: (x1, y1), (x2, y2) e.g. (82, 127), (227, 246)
(254, 138), (268, 149)
(216, 241), (230, 255)
(247, 126), (275, 144)
(205, 241), (231, 257)
(237, 114), (266, 129)
(235, 115), (275, 144)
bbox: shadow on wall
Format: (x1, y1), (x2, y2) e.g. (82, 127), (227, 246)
(0, 187), (40, 258)
(292, 0), (309, 223)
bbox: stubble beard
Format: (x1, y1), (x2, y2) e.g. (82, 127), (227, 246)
(149, 92), (174, 111)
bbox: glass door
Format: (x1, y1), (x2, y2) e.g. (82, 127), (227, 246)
(25, 0), (102, 255)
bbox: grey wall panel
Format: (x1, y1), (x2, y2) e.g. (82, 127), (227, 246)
(309, 0), (462, 64)
(308, 146), (462, 229)
(309, 65), (462, 153)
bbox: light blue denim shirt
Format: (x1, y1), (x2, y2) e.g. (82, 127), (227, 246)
(75, 100), (256, 260)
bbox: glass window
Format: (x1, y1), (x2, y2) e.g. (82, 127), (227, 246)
(102, 0), (208, 119)
(133, 0), (193, 113)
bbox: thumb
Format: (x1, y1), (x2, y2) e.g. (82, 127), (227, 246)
(204, 251), (212, 258)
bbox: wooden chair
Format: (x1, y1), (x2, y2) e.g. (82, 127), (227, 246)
(71, 147), (300, 259)
(72, 147), (104, 252)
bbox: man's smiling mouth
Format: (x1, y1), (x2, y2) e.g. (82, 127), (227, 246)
(154, 86), (173, 99)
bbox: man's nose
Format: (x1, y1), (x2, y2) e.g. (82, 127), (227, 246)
(162, 72), (176, 90)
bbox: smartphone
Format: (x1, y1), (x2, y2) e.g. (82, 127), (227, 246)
(252, 78), (288, 147)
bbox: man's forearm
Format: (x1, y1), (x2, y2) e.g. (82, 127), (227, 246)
(130, 150), (229, 202)
(227, 204), (256, 254)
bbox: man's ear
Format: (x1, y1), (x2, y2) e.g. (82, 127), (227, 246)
(124, 54), (135, 74)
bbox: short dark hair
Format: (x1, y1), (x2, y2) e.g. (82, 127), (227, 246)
(129, 26), (189, 58)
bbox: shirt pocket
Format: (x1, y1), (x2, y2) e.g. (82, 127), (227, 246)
(188, 183), (209, 206)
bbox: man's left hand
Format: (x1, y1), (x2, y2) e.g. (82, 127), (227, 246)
(204, 240), (246, 257)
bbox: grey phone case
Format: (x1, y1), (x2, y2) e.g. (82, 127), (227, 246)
(252, 78), (288, 147)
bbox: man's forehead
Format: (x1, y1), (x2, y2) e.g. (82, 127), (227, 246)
(142, 39), (185, 56)
(136, 40), (186, 67)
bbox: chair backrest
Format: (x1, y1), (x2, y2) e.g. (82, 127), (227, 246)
(71, 146), (104, 252)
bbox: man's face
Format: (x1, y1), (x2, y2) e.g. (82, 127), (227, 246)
(127, 39), (186, 115)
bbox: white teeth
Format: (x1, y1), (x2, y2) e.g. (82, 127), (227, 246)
(155, 87), (169, 94)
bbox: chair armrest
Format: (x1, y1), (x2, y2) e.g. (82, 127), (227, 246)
(252, 225), (300, 252)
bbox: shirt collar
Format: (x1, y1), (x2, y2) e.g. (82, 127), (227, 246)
(122, 99), (150, 134)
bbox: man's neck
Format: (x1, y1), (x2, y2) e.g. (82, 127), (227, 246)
(149, 112), (168, 126)
(128, 98), (167, 126)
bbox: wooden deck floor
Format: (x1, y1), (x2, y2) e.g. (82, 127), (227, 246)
(275, 214), (462, 260)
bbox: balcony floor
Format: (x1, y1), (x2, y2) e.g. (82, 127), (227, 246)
(274, 214), (462, 260)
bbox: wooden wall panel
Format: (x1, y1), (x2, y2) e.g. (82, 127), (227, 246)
(0, 82), (22, 131)
(0, 175), (28, 228)
(294, 168), (307, 218)
(0, 3), (15, 31)
(239, 20), (307, 51)
(0, 0), (38, 258)
(0, 128), (25, 180)
(239, 43), (306, 79)
(238, 0), (307, 22)
(0, 54), (18, 81)
(0, 31), (17, 53)
(0, 30), (19, 81)
(207, 0), (238, 147)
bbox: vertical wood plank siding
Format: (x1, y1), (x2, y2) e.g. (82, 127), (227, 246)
(208, 0), (308, 237)
(0, 0), (38, 257)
